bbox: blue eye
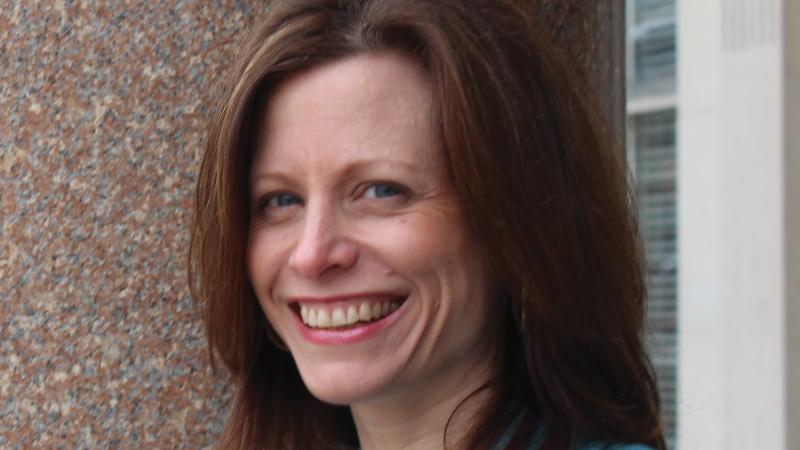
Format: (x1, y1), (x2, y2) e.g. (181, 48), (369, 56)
(267, 193), (302, 207)
(255, 192), (302, 216)
(364, 183), (403, 198)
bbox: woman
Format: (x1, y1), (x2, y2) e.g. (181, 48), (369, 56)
(189, 0), (665, 449)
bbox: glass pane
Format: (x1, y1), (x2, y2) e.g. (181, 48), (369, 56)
(630, 0), (676, 98)
(632, 109), (678, 448)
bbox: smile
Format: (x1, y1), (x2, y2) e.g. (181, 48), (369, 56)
(288, 292), (408, 340)
(299, 300), (402, 329)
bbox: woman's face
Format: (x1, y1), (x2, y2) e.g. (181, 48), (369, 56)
(246, 52), (497, 406)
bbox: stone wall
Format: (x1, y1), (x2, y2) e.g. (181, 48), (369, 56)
(0, 2), (267, 447)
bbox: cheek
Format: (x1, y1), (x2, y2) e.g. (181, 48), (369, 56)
(360, 214), (463, 275)
(244, 232), (262, 289)
(246, 232), (290, 335)
(245, 229), (285, 300)
(361, 212), (487, 291)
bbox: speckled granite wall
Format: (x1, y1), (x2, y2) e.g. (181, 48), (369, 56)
(0, 1), (621, 448)
(0, 1), (267, 448)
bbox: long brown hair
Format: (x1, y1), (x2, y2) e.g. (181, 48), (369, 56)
(188, 0), (665, 448)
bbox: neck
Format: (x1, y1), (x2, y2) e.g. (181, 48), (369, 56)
(350, 352), (497, 450)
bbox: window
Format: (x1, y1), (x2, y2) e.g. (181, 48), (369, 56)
(626, 0), (677, 447)
(632, 110), (678, 447)
(629, 0), (676, 99)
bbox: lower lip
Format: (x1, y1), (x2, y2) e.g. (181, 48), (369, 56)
(293, 302), (405, 345)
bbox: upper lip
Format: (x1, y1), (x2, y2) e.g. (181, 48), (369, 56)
(287, 291), (406, 305)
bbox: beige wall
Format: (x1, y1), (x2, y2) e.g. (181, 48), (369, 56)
(0, 2), (266, 447)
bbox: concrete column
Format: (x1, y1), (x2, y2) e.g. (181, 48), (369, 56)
(785, 1), (800, 448)
(678, 0), (791, 448)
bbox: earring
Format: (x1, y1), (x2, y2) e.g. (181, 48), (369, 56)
(518, 287), (528, 331)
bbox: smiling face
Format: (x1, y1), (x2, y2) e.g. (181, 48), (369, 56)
(246, 52), (499, 406)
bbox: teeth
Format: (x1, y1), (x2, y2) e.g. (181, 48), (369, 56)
(359, 303), (372, 321)
(371, 303), (381, 319)
(331, 308), (346, 327)
(346, 306), (359, 325)
(317, 309), (331, 328)
(299, 299), (403, 329)
(301, 306), (309, 323)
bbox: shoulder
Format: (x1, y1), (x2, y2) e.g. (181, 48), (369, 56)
(499, 417), (655, 450)
(576, 443), (654, 450)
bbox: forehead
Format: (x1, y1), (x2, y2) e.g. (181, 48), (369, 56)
(251, 52), (440, 174)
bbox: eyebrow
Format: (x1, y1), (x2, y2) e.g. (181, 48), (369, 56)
(249, 171), (295, 186)
(249, 157), (423, 183)
(343, 157), (421, 173)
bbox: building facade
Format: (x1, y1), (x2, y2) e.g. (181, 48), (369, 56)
(626, 0), (678, 446)
(628, 0), (800, 448)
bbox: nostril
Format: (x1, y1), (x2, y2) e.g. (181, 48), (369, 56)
(288, 238), (331, 278)
(289, 235), (359, 279)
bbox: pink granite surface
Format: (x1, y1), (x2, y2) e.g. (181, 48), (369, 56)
(0, 1), (268, 448)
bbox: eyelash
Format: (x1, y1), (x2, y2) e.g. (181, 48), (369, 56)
(253, 192), (301, 215)
(253, 182), (409, 217)
(359, 182), (406, 200)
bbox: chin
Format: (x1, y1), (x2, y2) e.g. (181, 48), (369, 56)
(295, 358), (401, 406)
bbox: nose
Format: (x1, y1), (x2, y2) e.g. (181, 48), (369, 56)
(288, 202), (359, 279)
